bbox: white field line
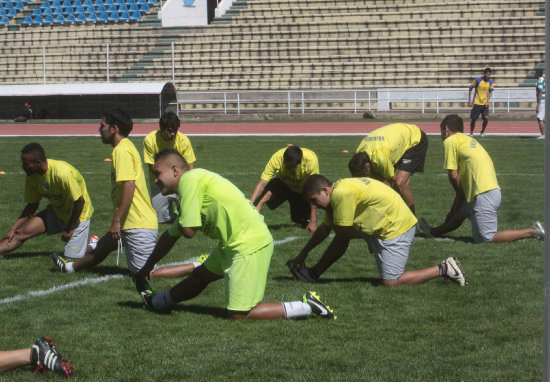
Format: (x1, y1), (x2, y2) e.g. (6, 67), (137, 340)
(0, 236), (305, 305)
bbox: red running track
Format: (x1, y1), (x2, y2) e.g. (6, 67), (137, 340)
(0, 120), (540, 136)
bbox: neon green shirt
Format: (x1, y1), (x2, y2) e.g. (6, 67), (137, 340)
(443, 133), (500, 203)
(169, 169), (272, 258)
(325, 177), (417, 241)
(355, 123), (422, 181)
(24, 159), (93, 224)
(260, 147), (319, 193)
(143, 130), (196, 185)
(111, 138), (157, 230)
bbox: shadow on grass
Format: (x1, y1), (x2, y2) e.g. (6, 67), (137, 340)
(273, 275), (382, 286)
(85, 266), (131, 276)
(267, 223), (299, 231)
(416, 234), (473, 243)
(117, 301), (227, 318)
(3, 251), (52, 259)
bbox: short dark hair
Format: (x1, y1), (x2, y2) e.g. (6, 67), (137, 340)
(154, 148), (189, 170)
(302, 174), (331, 197)
(21, 142), (46, 161)
(483, 68), (492, 74)
(103, 108), (133, 137)
(440, 114), (464, 133)
(159, 111), (180, 131)
(535, 69), (544, 78)
(283, 146), (303, 167)
(348, 152), (370, 177)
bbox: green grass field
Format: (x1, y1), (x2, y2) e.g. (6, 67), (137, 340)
(0, 134), (544, 381)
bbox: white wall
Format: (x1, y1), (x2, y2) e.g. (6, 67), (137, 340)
(158, 0), (208, 27)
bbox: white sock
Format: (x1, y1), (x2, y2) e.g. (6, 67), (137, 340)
(282, 301), (312, 319)
(152, 290), (176, 312)
(88, 242), (98, 251)
(192, 261), (203, 268)
(65, 262), (75, 273)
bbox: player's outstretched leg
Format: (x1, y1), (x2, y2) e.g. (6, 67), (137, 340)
(30, 337), (73, 378)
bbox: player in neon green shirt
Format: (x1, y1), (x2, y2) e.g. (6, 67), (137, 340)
(250, 146), (319, 231)
(134, 150), (336, 320)
(287, 175), (467, 287)
(0, 143), (93, 259)
(350, 123), (428, 213)
(418, 114), (544, 243)
(143, 111), (196, 223)
(53, 108), (158, 275)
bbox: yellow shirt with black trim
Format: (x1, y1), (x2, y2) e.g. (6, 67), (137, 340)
(111, 138), (157, 230)
(24, 159), (94, 224)
(143, 130), (196, 185)
(470, 78), (494, 106)
(355, 123), (422, 181)
(260, 147), (319, 193)
(169, 169), (272, 258)
(325, 177), (417, 241)
(443, 133), (499, 203)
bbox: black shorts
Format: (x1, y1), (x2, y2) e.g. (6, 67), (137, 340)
(265, 178), (310, 226)
(397, 130), (428, 174)
(470, 104), (489, 120)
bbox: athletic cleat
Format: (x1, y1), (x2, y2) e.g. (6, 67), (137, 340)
(89, 234), (99, 245)
(52, 252), (68, 273)
(480, 132), (485, 137)
(195, 253), (209, 264)
(30, 337), (73, 379)
(135, 278), (154, 311)
(444, 257), (467, 287)
(533, 221), (545, 241)
(417, 217), (432, 238)
(303, 291), (336, 319)
(287, 261), (318, 283)
(537, 135), (545, 140)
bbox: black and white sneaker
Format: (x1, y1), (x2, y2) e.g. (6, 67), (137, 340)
(444, 257), (467, 287)
(287, 261), (318, 283)
(303, 291), (336, 319)
(52, 252), (68, 273)
(135, 278), (154, 311)
(533, 221), (545, 241)
(30, 337), (73, 378)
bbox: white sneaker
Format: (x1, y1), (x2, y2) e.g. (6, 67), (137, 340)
(480, 132), (485, 137)
(533, 221), (545, 241)
(444, 257), (467, 286)
(418, 217), (432, 237)
(537, 135), (545, 140)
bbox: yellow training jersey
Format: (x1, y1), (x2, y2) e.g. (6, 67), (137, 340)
(24, 159), (93, 224)
(169, 168), (272, 258)
(355, 123), (422, 181)
(111, 138), (158, 230)
(260, 147), (319, 193)
(470, 77), (494, 106)
(443, 133), (499, 203)
(143, 130), (196, 185)
(326, 177), (417, 241)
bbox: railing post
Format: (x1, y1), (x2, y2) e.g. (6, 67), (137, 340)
(224, 92), (227, 114)
(288, 91), (291, 114)
(106, 43), (110, 83)
(368, 90), (371, 111)
(171, 42), (175, 82)
(42, 46), (46, 84)
(301, 91), (304, 114)
(237, 93), (240, 115)
(422, 92), (425, 114)
(507, 89), (510, 112)
(436, 90), (439, 114)
(354, 91), (357, 114)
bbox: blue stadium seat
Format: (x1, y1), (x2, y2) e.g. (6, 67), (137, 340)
(114, 0), (123, 5)
(129, 10), (139, 20)
(95, 4), (105, 12)
(136, 0), (145, 4)
(52, 6), (62, 14)
(0, 8), (6, 15)
(6, 8), (16, 16)
(146, 0), (155, 5)
(86, 11), (97, 20)
(51, 0), (61, 7)
(138, 3), (148, 12)
(62, 5), (72, 13)
(41, 7), (52, 14)
(118, 10), (129, 20)
(61, 0), (70, 6)
(103, 0), (113, 5)
(75, 12), (85, 21)
(32, 8), (41, 15)
(117, 4), (127, 11)
(22, 14), (32, 24)
(107, 10), (117, 20)
(43, 14), (53, 23)
(3, 2), (13, 10)
(96, 11), (106, 21)
(84, 5), (93, 13)
(73, 5), (83, 13)
(13, 2), (24, 10)
(128, 3), (137, 12)
(81, 0), (91, 6)
(126, 0), (135, 4)
(106, 3), (115, 11)
(31, 14), (43, 23)
(0, 15), (9, 24)
(66, 13), (74, 21)
(53, 13), (63, 22)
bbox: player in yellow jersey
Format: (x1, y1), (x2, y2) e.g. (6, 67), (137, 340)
(250, 146), (319, 231)
(53, 108), (158, 275)
(468, 68), (494, 137)
(143, 111), (196, 224)
(134, 150), (336, 320)
(0, 143), (93, 260)
(287, 175), (467, 287)
(418, 114), (545, 243)
(349, 123), (428, 213)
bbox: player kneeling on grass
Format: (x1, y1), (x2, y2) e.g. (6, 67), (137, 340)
(0, 336), (73, 378)
(417, 114), (545, 243)
(134, 149), (336, 320)
(287, 174), (467, 287)
(0, 143), (94, 260)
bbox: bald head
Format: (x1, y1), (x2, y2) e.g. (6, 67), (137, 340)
(153, 149), (190, 195)
(154, 149), (189, 171)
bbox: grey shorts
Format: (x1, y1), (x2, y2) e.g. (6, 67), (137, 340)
(121, 228), (158, 274)
(46, 204), (90, 259)
(150, 186), (178, 224)
(459, 188), (501, 243)
(364, 225), (415, 280)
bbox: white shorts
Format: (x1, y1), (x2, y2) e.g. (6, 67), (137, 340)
(46, 204), (90, 259)
(537, 101), (545, 121)
(364, 225), (415, 280)
(150, 186), (178, 224)
(459, 188), (501, 243)
(121, 228), (158, 274)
